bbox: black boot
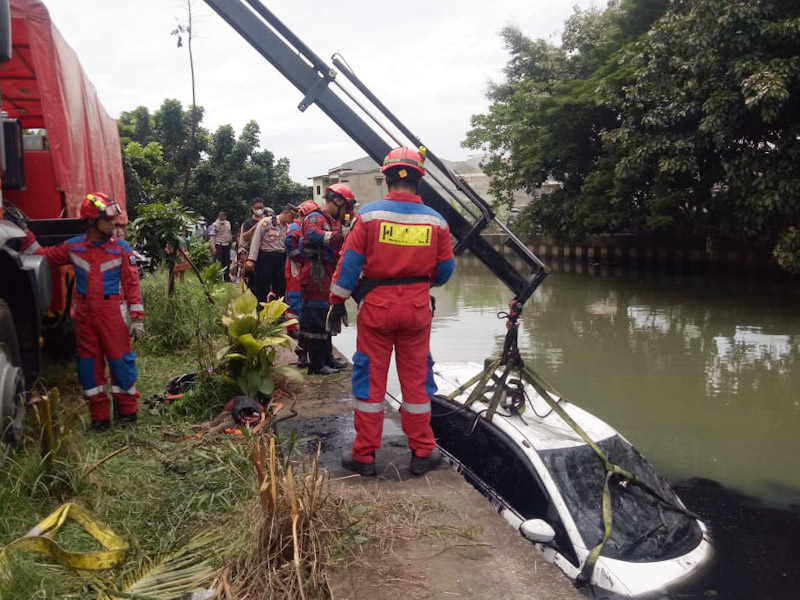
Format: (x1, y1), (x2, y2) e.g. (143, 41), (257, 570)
(308, 364), (340, 375)
(116, 412), (138, 428)
(90, 420), (111, 432)
(410, 449), (442, 476)
(341, 451), (376, 477)
(326, 356), (348, 370)
(295, 347), (309, 369)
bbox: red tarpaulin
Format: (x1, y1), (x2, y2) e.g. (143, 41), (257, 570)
(1, 0), (127, 222)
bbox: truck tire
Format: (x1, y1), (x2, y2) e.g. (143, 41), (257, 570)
(0, 299), (26, 457)
(0, 299), (22, 366)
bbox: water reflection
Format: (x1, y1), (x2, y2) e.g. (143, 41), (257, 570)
(335, 257), (800, 598)
(338, 257), (800, 506)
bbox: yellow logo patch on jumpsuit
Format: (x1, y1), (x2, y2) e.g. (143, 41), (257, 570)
(378, 223), (432, 246)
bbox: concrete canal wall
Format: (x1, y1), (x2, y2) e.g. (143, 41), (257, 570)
(483, 233), (787, 276)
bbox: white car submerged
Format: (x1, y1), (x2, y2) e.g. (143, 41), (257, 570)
(406, 362), (711, 597)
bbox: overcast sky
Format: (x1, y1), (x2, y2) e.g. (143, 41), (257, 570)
(44, 0), (600, 183)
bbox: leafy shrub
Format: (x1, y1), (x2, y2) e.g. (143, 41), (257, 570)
(187, 238), (213, 271)
(217, 291), (301, 399)
(138, 273), (223, 361)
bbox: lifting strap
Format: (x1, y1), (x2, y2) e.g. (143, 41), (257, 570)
(0, 503), (128, 572)
(448, 302), (698, 587)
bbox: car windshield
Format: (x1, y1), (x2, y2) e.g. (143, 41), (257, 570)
(539, 435), (703, 562)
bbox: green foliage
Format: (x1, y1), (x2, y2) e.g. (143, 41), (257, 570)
(169, 372), (235, 422)
(131, 200), (194, 281)
(218, 291), (300, 399)
(187, 237), (213, 270)
(137, 274), (223, 363)
(119, 100), (309, 228)
(465, 0), (800, 269)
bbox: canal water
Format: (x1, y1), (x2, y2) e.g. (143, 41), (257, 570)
(336, 257), (800, 599)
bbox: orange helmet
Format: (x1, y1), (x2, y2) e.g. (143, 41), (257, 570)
(298, 200), (319, 216)
(80, 192), (123, 220)
(381, 146), (426, 178)
(324, 183), (355, 202)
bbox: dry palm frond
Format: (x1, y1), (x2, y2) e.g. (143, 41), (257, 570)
(231, 438), (330, 599)
(95, 531), (222, 600)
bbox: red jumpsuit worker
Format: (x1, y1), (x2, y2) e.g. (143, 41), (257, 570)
(327, 147), (456, 477)
(299, 184), (354, 375)
(286, 199), (321, 368)
(21, 193), (144, 431)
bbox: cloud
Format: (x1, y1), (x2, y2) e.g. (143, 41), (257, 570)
(44, 0), (599, 182)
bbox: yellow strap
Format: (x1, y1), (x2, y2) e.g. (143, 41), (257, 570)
(0, 503), (128, 571)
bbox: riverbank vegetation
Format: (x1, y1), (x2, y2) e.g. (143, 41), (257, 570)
(0, 275), (473, 599)
(118, 101), (310, 229)
(465, 0), (800, 273)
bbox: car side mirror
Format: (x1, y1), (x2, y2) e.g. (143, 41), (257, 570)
(520, 519), (556, 544)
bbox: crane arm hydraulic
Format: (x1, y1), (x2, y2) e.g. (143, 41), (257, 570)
(203, 0), (548, 305)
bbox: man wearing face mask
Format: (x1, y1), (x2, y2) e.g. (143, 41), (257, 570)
(19, 192), (145, 431)
(247, 203), (296, 304)
(299, 184), (355, 375)
(238, 198), (266, 293)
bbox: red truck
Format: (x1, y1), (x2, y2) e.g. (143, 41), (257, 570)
(0, 0), (127, 454)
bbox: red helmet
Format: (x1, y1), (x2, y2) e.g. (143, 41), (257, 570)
(324, 183), (355, 202)
(298, 200), (319, 216)
(381, 146), (426, 177)
(80, 192), (123, 220)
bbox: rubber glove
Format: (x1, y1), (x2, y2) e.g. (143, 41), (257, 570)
(326, 303), (348, 335)
(130, 319), (145, 340)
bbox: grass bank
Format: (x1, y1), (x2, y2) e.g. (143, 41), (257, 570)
(0, 273), (478, 599)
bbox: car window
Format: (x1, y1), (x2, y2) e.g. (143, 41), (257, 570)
(539, 435), (703, 562)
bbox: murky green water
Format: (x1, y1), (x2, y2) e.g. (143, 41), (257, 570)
(339, 258), (800, 507)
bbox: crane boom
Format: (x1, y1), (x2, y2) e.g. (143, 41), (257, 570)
(203, 0), (547, 305)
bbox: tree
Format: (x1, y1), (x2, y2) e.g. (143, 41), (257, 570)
(119, 100), (309, 229)
(131, 200), (195, 295)
(612, 0), (800, 259)
(463, 0), (668, 239)
(171, 0), (200, 205)
(464, 0), (800, 271)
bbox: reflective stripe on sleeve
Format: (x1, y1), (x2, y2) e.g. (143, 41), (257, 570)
(129, 304), (144, 312)
(23, 241), (41, 254)
(330, 282), (352, 298)
(401, 401), (431, 414)
(354, 400), (384, 413)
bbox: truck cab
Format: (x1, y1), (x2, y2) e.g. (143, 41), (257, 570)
(0, 0), (127, 453)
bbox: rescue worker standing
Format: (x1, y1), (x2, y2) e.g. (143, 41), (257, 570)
(247, 203), (295, 303)
(286, 199), (321, 368)
(300, 184), (354, 375)
(327, 147), (455, 476)
(20, 193), (145, 430)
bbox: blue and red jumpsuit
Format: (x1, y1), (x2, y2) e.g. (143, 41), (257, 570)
(22, 231), (144, 422)
(284, 217), (304, 333)
(299, 209), (343, 371)
(330, 191), (455, 464)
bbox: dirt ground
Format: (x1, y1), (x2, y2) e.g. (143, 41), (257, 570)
(282, 344), (583, 600)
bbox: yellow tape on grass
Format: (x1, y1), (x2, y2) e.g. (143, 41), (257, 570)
(0, 502), (128, 572)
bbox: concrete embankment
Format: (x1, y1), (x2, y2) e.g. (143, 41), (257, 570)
(285, 349), (583, 600)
